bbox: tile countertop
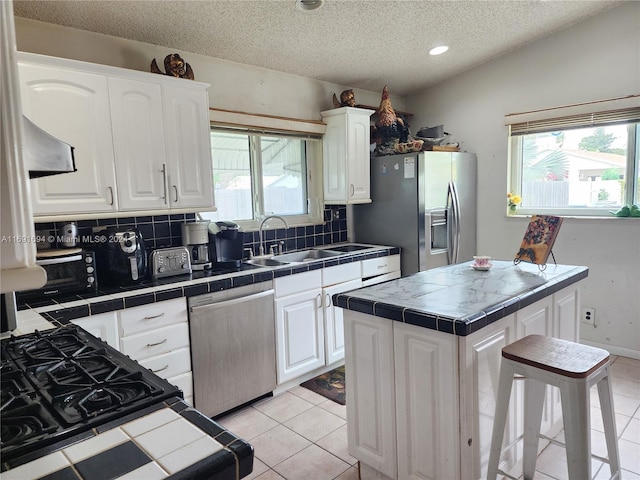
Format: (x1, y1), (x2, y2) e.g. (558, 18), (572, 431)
(333, 260), (589, 336)
(2, 398), (253, 480)
(9, 243), (399, 335)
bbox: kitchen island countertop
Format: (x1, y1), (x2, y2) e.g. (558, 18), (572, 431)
(334, 260), (588, 335)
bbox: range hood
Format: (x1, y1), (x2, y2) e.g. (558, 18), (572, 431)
(23, 115), (76, 178)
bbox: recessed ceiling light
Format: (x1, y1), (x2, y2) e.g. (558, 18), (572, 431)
(429, 45), (449, 56)
(295, 0), (324, 11)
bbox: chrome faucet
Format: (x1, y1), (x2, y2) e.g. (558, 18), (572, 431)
(259, 215), (288, 256)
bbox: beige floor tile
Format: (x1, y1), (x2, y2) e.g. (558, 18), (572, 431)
(216, 407), (279, 441)
(535, 443), (602, 480)
(619, 437), (640, 474)
(288, 385), (329, 405)
(593, 392), (640, 418)
(284, 405), (346, 443)
(614, 357), (640, 369)
(611, 377), (640, 399)
(333, 466), (360, 480)
(273, 444), (350, 480)
(589, 406), (632, 437)
(317, 399), (347, 419)
(254, 392), (315, 423)
(621, 417), (640, 444)
(255, 470), (286, 480)
(316, 425), (358, 465)
(251, 424), (311, 468)
(244, 458), (270, 480)
(610, 361), (640, 382)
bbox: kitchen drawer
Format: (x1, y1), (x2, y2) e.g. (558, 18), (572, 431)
(361, 255), (400, 278)
(361, 270), (401, 287)
(119, 297), (187, 336)
(138, 347), (191, 380)
(170, 372), (193, 400)
(120, 322), (189, 361)
(71, 312), (119, 351)
(322, 262), (361, 287)
(274, 269), (322, 298)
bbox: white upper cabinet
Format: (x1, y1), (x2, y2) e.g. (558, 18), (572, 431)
(321, 107), (373, 204)
(19, 63), (118, 214)
(162, 85), (214, 209)
(18, 53), (214, 217)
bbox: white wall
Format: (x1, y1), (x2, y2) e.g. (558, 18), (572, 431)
(407, 2), (640, 357)
(13, 17), (404, 120)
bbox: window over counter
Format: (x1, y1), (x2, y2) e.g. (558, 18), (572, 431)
(200, 128), (324, 228)
(507, 96), (640, 217)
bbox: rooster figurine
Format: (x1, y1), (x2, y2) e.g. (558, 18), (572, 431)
(373, 85), (410, 156)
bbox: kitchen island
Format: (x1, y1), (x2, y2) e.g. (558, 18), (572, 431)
(334, 260), (588, 480)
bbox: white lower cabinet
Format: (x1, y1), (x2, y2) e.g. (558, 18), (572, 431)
(71, 311), (119, 351)
(345, 282), (582, 480)
(323, 278), (361, 365)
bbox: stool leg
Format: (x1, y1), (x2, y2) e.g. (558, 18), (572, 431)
(560, 380), (591, 480)
(596, 370), (621, 478)
(487, 361), (515, 480)
(522, 378), (546, 479)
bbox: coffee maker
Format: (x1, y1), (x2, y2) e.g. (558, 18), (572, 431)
(181, 222), (212, 270)
(208, 221), (244, 270)
(95, 228), (147, 285)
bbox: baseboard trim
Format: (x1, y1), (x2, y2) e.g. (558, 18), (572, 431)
(580, 339), (640, 360)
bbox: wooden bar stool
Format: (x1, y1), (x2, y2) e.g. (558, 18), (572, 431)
(486, 335), (621, 480)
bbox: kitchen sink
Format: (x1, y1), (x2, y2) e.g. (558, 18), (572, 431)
(245, 258), (290, 267)
(324, 244), (374, 253)
(272, 249), (342, 263)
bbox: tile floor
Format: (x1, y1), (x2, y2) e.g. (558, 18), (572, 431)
(217, 355), (640, 480)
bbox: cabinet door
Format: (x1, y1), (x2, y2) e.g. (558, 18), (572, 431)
(344, 310), (396, 478)
(109, 77), (168, 211)
(345, 111), (371, 203)
(71, 312), (119, 351)
(459, 314), (517, 480)
(19, 63), (118, 214)
(323, 279), (362, 365)
(274, 288), (324, 384)
(163, 85), (214, 209)
(395, 322), (459, 480)
(322, 116), (347, 203)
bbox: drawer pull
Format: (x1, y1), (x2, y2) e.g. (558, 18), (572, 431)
(152, 365), (169, 373)
(146, 339), (168, 347)
(143, 313), (165, 320)
(377, 264), (388, 269)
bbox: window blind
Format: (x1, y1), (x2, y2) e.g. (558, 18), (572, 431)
(505, 95), (640, 136)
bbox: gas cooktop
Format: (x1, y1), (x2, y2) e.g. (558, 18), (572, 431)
(0, 325), (182, 467)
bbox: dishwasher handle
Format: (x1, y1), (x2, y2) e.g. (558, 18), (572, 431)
(190, 289), (274, 312)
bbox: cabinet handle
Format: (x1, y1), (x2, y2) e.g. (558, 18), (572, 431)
(143, 313), (165, 320)
(161, 164), (168, 205)
(349, 184), (355, 197)
(377, 264), (387, 269)
(316, 293), (322, 309)
(173, 185), (179, 203)
(325, 293), (331, 308)
(152, 365), (169, 373)
(107, 186), (114, 205)
(146, 338), (167, 347)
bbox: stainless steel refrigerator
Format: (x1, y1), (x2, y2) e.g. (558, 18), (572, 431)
(353, 151), (477, 275)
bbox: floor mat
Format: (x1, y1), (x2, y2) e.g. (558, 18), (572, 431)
(300, 365), (345, 405)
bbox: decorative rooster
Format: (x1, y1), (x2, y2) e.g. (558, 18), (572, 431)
(373, 85), (410, 156)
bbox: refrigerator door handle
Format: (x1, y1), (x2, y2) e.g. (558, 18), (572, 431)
(447, 181), (461, 264)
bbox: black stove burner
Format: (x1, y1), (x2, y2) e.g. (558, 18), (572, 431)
(1, 324), (182, 467)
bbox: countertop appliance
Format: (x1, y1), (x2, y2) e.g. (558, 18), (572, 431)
(182, 222), (212, 270)
(188, 281), (276, 417)
(95, 228), (147, 285)
(0, 324), (182, 467)
(353, 151), (477, 275)
(149, 246), (192, 279)
(208, 221), (244, 270)
(17, 248), (97, 299)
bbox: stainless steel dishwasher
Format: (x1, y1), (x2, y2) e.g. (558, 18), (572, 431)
(188, 281), (276, 417)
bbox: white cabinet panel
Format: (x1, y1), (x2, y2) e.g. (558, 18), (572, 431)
(19, 63), (117, 214)
(109, 77), (167, 211)
(71, 312), (119, 351)
(139, 347), (191, 380)
(119, 297), (187, 337)
(120, 322), (189, 361)
(275, 288), (324, 383)
(322, 262), (361, 287)
(323, 279), (362, 365)
(274, 269), (322, 298)
(362, 255), (401, 279)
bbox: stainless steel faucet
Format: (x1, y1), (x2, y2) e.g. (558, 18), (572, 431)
(259, 215), (288, 256)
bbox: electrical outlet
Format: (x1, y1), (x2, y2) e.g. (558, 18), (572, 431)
(332, 210), (340, 220)
(582, 307), (596, 325)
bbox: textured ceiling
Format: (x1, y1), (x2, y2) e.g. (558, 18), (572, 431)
(13, 0), (622, 96)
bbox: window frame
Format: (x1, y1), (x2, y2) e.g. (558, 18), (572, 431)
(203, 127), (324, 230)
(506, 96), (640, 217)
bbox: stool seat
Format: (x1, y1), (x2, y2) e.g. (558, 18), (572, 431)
(487, 335), (621, 480)
(502, 334), (610, 378)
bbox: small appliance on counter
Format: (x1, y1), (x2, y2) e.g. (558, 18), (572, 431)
(181, 222), (212, 270)
(95, 228), (147, 285)
(208, 221), (244, 270)
(149, 246), (192, 280)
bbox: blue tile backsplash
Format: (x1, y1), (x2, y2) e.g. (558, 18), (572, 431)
(34, 206), (348, 254)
